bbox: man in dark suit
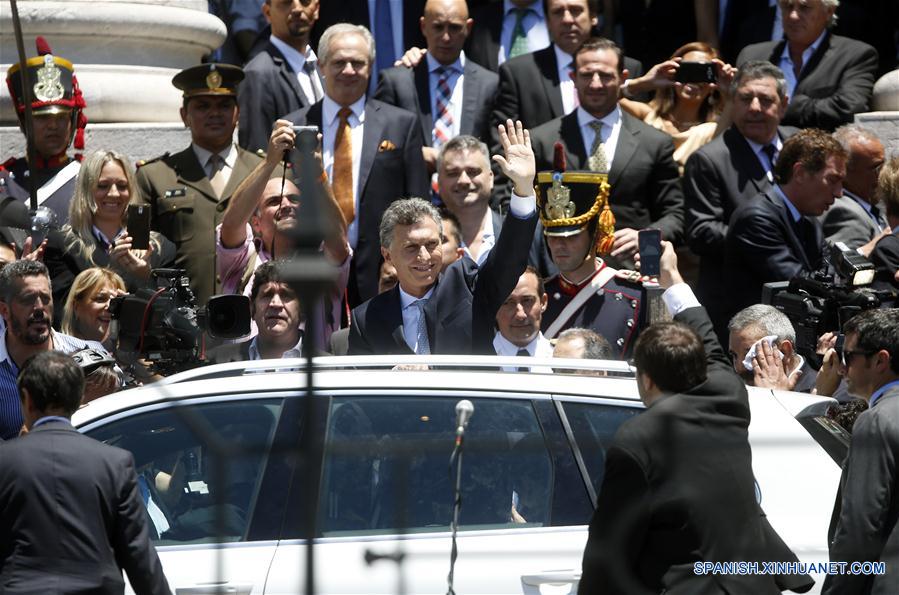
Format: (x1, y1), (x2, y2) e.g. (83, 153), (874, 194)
(136, 63), (271, 305)
(284, 24), (430, 305)
(530, 37), (684, 265)
(238, 0), (323, 152)
(0, 351), (171, 594)
(685, 61), (796, 340)
(725, 128), (848, 324)
(736, 0), (878, 131)
(579, 242), (811, 595)
(373, 0), (499, 175)
(823, 308), (899, 595)
(821, 124), (888, 252)
(347, 120), (538, 355)
(464, 0), (549, 73)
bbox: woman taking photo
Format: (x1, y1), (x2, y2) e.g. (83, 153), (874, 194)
(58, 149), (175, 301)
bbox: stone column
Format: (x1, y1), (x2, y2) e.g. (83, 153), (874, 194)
(855, 69), (899, 158)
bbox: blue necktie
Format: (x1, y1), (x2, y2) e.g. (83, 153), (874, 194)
(413, 299), (431, 355)
(375, 0), (396, 74)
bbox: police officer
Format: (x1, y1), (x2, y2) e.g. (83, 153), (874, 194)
(537, 168), (645, 358)
(1, 36), (87, 227)
(135, 63), (279, 305)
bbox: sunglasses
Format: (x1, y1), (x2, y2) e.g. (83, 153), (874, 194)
(835, 333), (877, 367)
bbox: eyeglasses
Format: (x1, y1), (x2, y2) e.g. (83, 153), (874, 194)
(835, 334), (877, 366)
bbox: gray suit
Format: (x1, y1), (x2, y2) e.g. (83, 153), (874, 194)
(823, 383), (899, 595)
(819, 191), (886, 250)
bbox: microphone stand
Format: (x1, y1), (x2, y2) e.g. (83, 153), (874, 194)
(446, 432), (465, 595)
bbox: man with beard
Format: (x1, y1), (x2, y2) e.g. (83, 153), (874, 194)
(216, 119), (350, 350)
(239, 0), (323, 152)
(0, 260), (106, 440)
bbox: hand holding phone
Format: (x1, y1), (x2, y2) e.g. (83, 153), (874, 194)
(675, 61), (717, 84)
(127, 205), (151, 250)
(637, 228), (662, 277)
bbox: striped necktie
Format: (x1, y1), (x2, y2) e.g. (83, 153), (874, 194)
(433, 66), (454, 147)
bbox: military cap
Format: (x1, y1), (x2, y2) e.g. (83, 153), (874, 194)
(5, 36), (87, 150)
(172, 63), (244, 98)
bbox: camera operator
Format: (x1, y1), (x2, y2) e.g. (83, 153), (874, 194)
(724, 128), (847, 325)
(727, 304), (817, 393)
(207, 260), (310, 362)
(579, 242), (811, 594)
(823, 308), (899, 595)
(217, 119), (350, 350)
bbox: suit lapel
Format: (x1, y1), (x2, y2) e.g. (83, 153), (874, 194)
(561, 112), (588, 168)
(725, 127), (769, 194)
(382, 287), (411, 353)
(358, 101), (386, 199)
(796, 32), (831, 89)
(770, 193), (813, 269)
(536, 47), (564, 119)
(413, 61), (434, 145)
(270, 42), (306, 107)
(221, 148), (256, 200)
(172, 148), (217, 201)
(460, 62), (480, 137)
(609, 113), (640, 186)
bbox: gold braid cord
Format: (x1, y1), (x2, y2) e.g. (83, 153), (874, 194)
(540, 180), (611, 229)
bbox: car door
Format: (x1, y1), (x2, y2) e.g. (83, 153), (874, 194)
(265, 390), (599, 594)
(81, 394), (299, 595)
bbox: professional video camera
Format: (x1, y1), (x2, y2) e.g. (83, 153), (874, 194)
(109, 269), (250, 375)
(762, 246), (895, 364)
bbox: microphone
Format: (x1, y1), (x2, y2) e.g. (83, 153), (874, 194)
(454, 399), (474, 443)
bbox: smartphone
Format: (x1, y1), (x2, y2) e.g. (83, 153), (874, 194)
(127, 204), (151, 250)
(676, 61), (716, 84)
(638, 228), (662, 277)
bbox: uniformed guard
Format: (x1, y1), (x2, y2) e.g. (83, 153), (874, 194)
(134, 63), (275, 305)
(537, 144), (645, 359)
(1, 36), (87, 225)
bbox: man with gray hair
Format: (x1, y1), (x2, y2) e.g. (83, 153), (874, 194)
(284, 23), (429, 306)
(553, 327), (613, 361)
(348, 120), (538, 355)
(821, 125), (889, 252)
(685, 61), (797, 341)
(736, 0), (878, 131)
(727, 303), (817, 392)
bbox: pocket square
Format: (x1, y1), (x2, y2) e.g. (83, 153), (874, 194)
(378, 140), (397, 152)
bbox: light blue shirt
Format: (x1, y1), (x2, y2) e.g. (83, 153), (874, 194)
(499, 0), (549, 66)
(779, 28), (827, 97)
(774, 184), (803, 223)
(869, 379), (899, 408)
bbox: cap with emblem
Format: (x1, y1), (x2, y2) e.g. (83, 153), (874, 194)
(5, 36), (88, 152)
(172, 63), (244, 99)
(536, 141), (615, 255)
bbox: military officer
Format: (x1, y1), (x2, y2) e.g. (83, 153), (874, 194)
(537, 167), (645, 359)
(1, 36), (88, 227)
(135, 63), (279, 305)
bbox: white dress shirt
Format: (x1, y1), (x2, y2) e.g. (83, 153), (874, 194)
(427, 52), (465, 142)
(268, 35), (323, 105)
(248, 334), (303, 360)
(192, 142), (237, 189)
(577, 105), (623, 168)
(322, 95), (366, 248)
(554, 44), (578, 115)
(499, 0), (549, 66)
(461, 209), (496, 266)
(493, 331), (554, 372)
(399, 286), (435, 353)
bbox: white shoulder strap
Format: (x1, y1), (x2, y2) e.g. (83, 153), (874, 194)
(37, 160), (80, 206)
(545, 266), (618, 339)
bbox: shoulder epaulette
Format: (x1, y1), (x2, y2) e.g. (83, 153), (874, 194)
(615, 269), (645, 285)
(135, 152), (170, 170)
(255, 149), (266, 158)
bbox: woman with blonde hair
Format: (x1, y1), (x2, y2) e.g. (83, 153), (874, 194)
(61, 267), (126, 346)
(58, 149), (174, 302)
(870, 156), (899, 287)
(620, 42), (735, 173)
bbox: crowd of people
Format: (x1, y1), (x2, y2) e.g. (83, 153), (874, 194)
(1, 0), (898, 593)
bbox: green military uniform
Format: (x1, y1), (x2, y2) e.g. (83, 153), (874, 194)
(135, 147), (264, 304)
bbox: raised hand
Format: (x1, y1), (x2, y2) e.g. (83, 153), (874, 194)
(492, 119), (535, 196)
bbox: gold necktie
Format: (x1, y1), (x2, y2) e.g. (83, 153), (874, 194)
(208, 154), (227, 197)
(588, 121), (609, 173)
(332, 107), (355, 224)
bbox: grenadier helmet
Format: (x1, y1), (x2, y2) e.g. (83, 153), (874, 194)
(536, 142), (615, 255)
(5, 36), (88, 154)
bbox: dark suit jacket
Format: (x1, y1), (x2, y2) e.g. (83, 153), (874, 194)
(684, 125), (798, 334)
(373, 59), (499, 145)
(530, 110), (684, 245)
(311, 0), (426, 60)
(823, 384), (899, 595)
(347, 209), (538, 355)
(206, 338), (252, 364)
(283, 99), (430, 303)
(579, 306), (810, 594)
(870, 231), (899, 289)
(736, 32), (879, 131)
(463, 1), (504, 73)
(135, 146), (265, 305)
(238, 41), (316, 152)
(0, 421), (171, 594)
(724, 190), (827, 322)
